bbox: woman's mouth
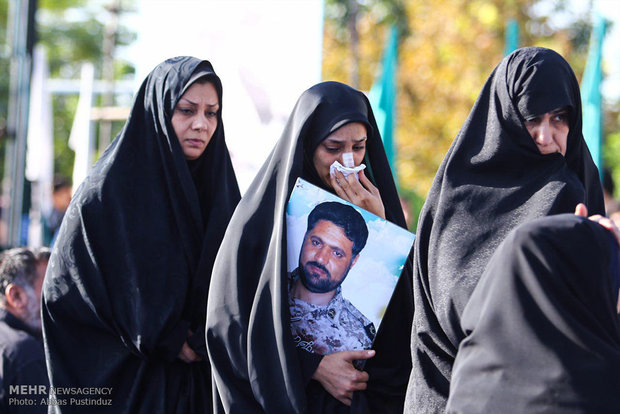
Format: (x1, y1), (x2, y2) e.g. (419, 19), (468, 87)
(185, 139), (203, 147)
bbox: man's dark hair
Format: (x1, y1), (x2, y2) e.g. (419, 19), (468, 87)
(53, 175), (72, 193)
(34, 247), (51, 263)
(307, 202), (369, 257)
(0, 247), (48, 306)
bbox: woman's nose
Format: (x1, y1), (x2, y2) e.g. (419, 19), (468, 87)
(535, 122), (552, 145)
(192, 114), (208, 131)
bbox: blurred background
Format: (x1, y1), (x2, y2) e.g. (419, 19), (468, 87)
(0, 0), (618, 248)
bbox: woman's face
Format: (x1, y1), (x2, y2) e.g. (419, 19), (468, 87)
(524, 107), (569, 156)
(171, 81), (219, 160)
(313, 122), (367, 189)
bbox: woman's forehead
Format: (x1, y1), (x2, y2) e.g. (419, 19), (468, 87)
(509, 49), (578, 119)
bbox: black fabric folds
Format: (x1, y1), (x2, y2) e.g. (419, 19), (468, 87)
(42, 56), (240, 413)
(206, 81), (411, 414)
(406, 47), (605, 413)
(447, 214), (620, 413)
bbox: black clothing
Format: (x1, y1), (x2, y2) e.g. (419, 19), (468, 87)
(407, 47), (605, 413)
(41, 57), (240, 413)
(447, 214), (620, 413)
(206, 81), (411, 413)
(0, 309), (48, 414)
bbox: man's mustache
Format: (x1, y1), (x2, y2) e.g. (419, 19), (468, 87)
(305, 261), (330, 278)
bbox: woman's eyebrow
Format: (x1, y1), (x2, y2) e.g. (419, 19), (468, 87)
(323, 136), (367, 144)
(323, 138), (344, 144)
(178, 98), (219, 108)
(550, 107), (569, 114)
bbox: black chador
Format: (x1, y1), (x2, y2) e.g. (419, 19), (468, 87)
(406, 47), (604, 413)
(42, 57), (240, 413)
(447, 214), (620, 413)
(206, 81), (413, 414)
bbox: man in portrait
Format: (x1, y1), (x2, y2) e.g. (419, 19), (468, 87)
(289, 201), (375, 355)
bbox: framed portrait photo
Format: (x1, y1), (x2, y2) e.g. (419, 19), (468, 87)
(286, 178), (415, 355)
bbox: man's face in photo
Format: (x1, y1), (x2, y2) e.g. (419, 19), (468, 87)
(299, 219), (358, 294)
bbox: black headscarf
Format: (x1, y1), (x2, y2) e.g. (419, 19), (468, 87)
(206, 81), (412, 414)
(42, 56), (240, 414)
(447, 214), (620, 413)
(406, 47), (605, 413)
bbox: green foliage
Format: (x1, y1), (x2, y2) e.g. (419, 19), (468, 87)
(603, 106), (620, 197)
(51, 94), (78, 180)
(326, 0), (409, 40)
(0, 0), (9, 136)
(398, 186), (424, 232)
(0, 0), (136, 184)
(40, 0), (87, 10)
(323, 0), (611, 201)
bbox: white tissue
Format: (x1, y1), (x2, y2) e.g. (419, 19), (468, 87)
(329, 160), (366, 180)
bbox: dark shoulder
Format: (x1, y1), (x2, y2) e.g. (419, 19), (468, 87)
(0, 322), (45, 365)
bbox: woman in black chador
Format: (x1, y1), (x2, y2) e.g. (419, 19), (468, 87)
(42, 57), (240, 413)
(405, 47), (605, 413)
(206, 81), (413, 413)
(447, 213), (620, 413)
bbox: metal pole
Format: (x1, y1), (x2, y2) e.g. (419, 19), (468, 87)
(98, 0), (120, 155)
(2, 0), (37, 247)
(347, 0), (359, 89)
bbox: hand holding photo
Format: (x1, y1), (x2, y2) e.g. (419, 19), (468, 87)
(287, 178), (415, 355)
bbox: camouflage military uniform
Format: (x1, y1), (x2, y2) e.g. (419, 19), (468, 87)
(288, 268), (376, 355)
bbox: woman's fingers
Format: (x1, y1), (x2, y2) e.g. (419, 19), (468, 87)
(330, 169), (385, 218)
(358, 170), (380, 196)
(588, 214), (620, 246)
(339, 170), (361, 199)
(330, 170), (352, 201)
(575, 203), (620, 246)
(178, 342), (202, 363)
(312, 350), (373, 406)
(574, 203), (588, 217)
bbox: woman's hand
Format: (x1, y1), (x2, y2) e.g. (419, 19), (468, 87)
(330, 169), (386, 219)
(576, 203), (620, 313)
(312, 349), (375, 406)
(178, 341), (203, 363)
(178, 330), (203, 363)
(574, 203), (620, 246)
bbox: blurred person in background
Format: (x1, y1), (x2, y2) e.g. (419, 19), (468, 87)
(603, 168), (620, 216)
(0, 247), (51, 414)
(42, 176), (72, 246)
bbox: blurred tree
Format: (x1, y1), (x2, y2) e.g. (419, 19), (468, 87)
(325, 0), (408, 88)
(0, 0), (10, 164)
(38, 0), (135, 181)
(603, 106), (620, 196)
(0, 0), (135, 183)
(323, 0), (605, 202)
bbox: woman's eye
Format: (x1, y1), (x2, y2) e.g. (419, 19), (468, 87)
(325, 147), (340, 153)
(207, 111), (217, 118)
(177, 107), (194, 115)
(353, 145), (365, 151)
